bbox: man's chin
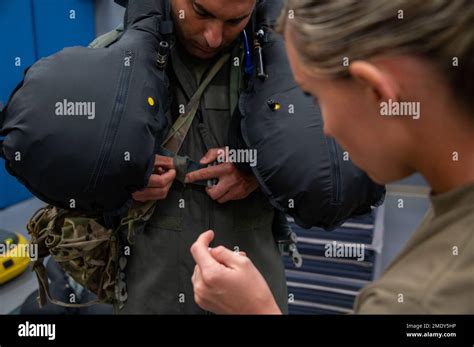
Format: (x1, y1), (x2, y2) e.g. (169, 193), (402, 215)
(187, 45), (219, 60)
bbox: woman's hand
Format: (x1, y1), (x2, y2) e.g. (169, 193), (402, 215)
(190, 230), (282, 315)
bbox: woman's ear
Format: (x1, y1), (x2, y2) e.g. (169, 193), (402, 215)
(349, 61), (398, 103)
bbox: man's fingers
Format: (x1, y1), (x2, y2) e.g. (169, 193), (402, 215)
(147, 176), (160, 188)
(191, 230), (219, 270)
(155, 167), (166, 175)
(148, 174), (165, 188)
(133, 170), (176, 202)
(132, 188), (167, 201)
(162, 169), (176, 184)
(216, 188), (243, 204)
(185, 164), (230, 183)
(207, 183), (230, 201)
(200, 148), (223, 165)
(209, 245), (245, 269)
(149, 169), (176, 187)
(155, 155), (175, 169)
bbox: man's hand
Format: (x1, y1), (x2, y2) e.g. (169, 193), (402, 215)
(132, 155), (176, 202)
(190, 230), (282, 315)
(185, 148), (258, 203)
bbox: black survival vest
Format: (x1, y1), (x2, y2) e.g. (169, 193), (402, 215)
(0, 0), (384, 230)
(231, 0), (385, 229)
(0, 0), (172, 217)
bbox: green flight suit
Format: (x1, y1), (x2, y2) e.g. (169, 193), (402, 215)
(120, 41), (288, 314)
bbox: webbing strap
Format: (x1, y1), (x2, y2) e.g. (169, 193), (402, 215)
(230, 43), (245, 117)
(33, 259), (101, 308)
(88, 24), (124, 49)
(162, 52), (231, 154)
(158, 146), (208, 186)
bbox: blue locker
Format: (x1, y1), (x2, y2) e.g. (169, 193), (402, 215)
(0, 0), (37, 208)
(0, 0), (95, 209)
(0, 159), (33, 209)
(32, 0), (95, 58)
(0, 0), (37, 106)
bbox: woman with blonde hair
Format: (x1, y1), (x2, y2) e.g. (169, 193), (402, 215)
(190, 0), (474, 314)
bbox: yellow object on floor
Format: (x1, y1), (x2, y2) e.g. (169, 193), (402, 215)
(0, 229), (30, 285)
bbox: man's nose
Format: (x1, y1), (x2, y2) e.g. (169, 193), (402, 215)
(203, 21), (224, 49)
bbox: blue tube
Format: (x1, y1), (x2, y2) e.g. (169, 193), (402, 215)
(242, 29), (254, 77)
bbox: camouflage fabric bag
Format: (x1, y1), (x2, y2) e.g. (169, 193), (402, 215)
(27, 201), (156, 308)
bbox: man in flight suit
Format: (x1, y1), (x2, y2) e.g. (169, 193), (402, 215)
(122, 0), (288, 314)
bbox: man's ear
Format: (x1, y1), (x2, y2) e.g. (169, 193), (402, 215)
(349, 61), (398, 103)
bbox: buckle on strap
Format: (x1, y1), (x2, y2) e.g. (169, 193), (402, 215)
(158, 146), (212, 187)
